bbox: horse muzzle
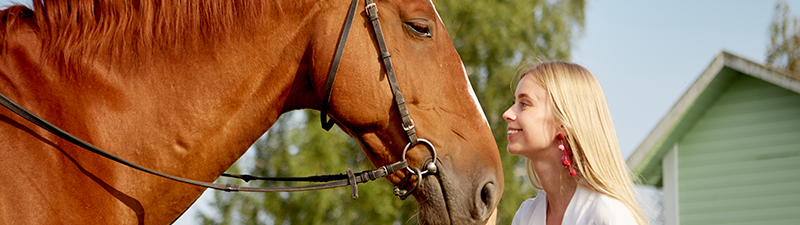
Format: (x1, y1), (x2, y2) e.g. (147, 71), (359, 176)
(415, 156), (502, 225)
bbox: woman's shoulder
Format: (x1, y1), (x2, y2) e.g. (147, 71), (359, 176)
(512, 191), (547, 225)
(578, 186), (638, 224)
(518, 190), (547, 209)
(517, 197), (539, 210)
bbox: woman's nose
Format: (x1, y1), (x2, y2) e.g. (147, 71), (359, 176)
(502, 107), (515, 122)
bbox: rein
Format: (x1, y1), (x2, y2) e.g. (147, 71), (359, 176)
(0, 86), (409, 197)
(0, 0), (435, 200)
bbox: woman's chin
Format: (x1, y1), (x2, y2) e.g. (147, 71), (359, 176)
(506, 144), (524, 156)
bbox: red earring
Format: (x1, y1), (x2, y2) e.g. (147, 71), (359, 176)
(557, 133), (577, 177)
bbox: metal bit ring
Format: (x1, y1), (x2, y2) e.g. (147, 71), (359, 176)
(401, 139), (437, 175)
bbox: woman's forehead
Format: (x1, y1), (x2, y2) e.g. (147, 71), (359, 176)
(515, 76), (547, 100)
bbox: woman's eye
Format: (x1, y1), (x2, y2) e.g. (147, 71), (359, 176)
(405, 22), (432, 37)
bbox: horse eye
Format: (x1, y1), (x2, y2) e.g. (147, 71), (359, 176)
(405, 22), (432, 38)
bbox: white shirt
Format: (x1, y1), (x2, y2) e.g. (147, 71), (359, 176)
(511, 185), (638, 225)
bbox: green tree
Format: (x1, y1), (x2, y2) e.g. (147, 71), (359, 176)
(767, 1), (800, 76)
(200, 0), (586, 224)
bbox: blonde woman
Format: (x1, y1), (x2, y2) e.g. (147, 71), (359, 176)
(503, 62), (647, 225)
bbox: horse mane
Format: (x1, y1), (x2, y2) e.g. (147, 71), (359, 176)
(0, 0), (269, 75)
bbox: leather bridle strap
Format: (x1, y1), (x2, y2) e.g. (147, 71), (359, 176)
(320, 0), (359, 131)
(364, 0), (419, 146)
(319, 0), (419, 146)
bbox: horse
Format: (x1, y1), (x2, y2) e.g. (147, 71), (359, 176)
(0, 0), (503, 224)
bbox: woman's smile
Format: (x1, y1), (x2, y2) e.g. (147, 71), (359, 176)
(507, 128), (522, 140)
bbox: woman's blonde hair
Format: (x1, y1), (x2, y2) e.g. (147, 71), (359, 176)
(519, 61), (647, 225)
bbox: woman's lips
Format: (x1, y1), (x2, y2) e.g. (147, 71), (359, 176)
(507, 128), (521, 140)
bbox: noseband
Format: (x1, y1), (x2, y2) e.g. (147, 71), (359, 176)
(0, 0), (436, 201)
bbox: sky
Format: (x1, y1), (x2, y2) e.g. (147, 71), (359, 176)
(0, 0), (795, 224)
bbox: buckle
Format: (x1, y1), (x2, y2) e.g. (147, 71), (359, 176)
(402, 118), (415, 132)
(365, 3), (378, 17)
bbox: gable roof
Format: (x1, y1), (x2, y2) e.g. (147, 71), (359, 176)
(626, 51), (800, 186)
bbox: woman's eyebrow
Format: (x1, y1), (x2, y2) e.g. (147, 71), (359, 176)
(515, 93), (532, 99)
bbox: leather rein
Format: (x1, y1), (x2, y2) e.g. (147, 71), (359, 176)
(0, 0), (436, 200)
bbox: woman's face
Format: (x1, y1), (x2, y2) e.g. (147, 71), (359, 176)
(502, 75), (560, 158)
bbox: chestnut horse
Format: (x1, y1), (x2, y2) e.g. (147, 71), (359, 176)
(0, 0), (503, 224)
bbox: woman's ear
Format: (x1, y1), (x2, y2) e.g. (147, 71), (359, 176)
(558, 124), (567, 136)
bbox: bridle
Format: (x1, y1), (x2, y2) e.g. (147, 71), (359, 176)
(320, 0), (440, 198)
(0, 0), (437, 200)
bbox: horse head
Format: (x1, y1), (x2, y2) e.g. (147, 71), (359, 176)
(285, 0), (505, 223)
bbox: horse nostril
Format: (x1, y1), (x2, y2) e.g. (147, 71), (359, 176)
(475, 181), (496, 220)
(481, 183), (491, 206)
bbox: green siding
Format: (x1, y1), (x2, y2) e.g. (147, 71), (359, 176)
(677, 75), (800, 225)
(635, 67), (740, 186)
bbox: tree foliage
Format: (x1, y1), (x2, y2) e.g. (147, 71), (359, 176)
(767, 1), (800, 76)
(200, 0), (585, 224)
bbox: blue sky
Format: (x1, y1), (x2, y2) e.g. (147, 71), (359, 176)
(1, 0), (796, 224)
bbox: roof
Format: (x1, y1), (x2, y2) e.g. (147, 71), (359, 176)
(626, 51), (800, 186)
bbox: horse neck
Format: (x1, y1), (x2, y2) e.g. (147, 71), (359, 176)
(0, 2), (339, 223)
(0, 2), (323, 180)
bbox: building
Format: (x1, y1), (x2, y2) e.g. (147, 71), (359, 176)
(627, 51), (800, 225)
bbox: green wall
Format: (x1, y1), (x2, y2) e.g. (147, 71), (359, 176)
(677, 74), (800, 225)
